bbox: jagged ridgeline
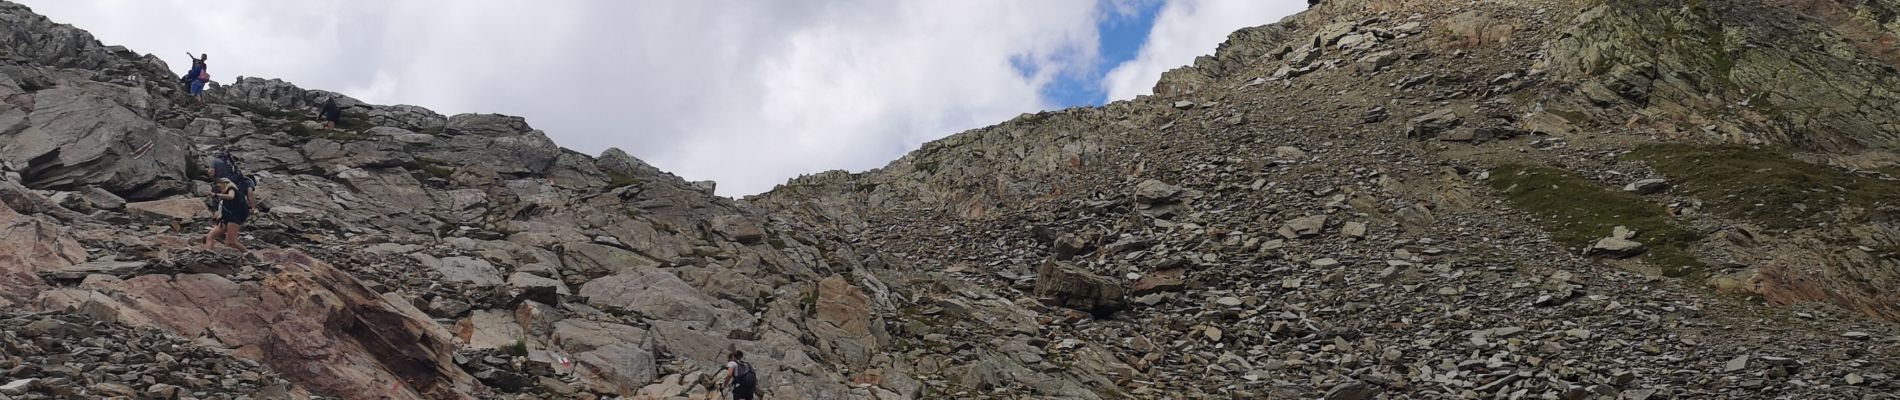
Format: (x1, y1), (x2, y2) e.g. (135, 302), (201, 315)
(1, 0), (1898, 399)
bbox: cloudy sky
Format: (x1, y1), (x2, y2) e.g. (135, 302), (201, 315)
(21, 0), (1303, 196)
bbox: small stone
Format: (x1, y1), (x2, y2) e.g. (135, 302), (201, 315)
(1134, 293), (1167, 306)
(1323, 380), (1378, 400)
(1841, 331), (1871, 340)
(1279, 215), (1328, 239)
(1173, 100), (1197, 109)
(1135, 179), (1184, 204)
(0, 379), (39, 396)
(1623, 179), (1670, 195)
(145, 383), (183, 399)
(1216, 296), (1244, 307)
(1437, 128), (1477, 142)
(1845, 373), (1866, 385)
(1363, 107), (1389, 124)
(1342, 221), (1368, 238)
(1724, 355), (1748, 372)
(1310, 258), (1340, 267)
(1588, 227), (1646, 258)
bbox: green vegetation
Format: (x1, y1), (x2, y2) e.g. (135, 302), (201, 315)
(506, 340), (529, 357)
(281, 121), (317, 138)
(1487, 164), (1706, 277)
(278, 121), (370, 142)
(605, 170), (641, 188)
(234, 102), (300, 120)
(912, 160), (940, 174)
(412, 158), (454, 180)
(1878, 165), (1900, 178)
(1627, 144), (1900, 230)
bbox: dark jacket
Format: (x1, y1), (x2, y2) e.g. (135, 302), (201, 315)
(320, 99), (342, 122)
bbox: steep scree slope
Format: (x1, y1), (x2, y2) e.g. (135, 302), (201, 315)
(755, 0), (1900, 398)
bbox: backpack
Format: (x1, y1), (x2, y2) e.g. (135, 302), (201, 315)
(213, 152), (257, 195)
(198, 70), (210, 82)
(733, 361), (757, 391)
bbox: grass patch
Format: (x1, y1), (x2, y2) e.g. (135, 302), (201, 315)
(1878, 165), (1900, 178)
(282, 122), (317, 138)
(1487, 164), (1707, 277)
(605, 170), (641, 188)
(412, 158), (454, 180)
(278, 121), (371, 142)
(337, 114), (373, 131)
(235, 102), (301, 120)
(1626, 144), (1900, 230)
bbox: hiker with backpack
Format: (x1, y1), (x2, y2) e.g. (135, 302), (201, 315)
(203, 155), (254, 252)
(319, 98), (343, 129)
(724, 350), (759, 400)
(180, 52), (210, 103)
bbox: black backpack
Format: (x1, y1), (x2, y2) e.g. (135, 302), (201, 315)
(213, 152), (256, 191)
(733, 361), (757, 391)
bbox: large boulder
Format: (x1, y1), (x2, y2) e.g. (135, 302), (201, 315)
(1405, 108), (1463, 139)
(221, 77), (313, 110)
(301, 139), (415, 173)
(596, 148), (666, 182)
(445, 113), (532, 136)
(710, 215), (766, 244)
(125, 198), (208, 221)
(39, 250), (481, 400)
(410, 254), (505, 287)
(576, 267), (752, 331)
(1032, 261), (1125, 317)
(551, 320), (658, 395)
(807, 276), (881, 366)
(454, 309), (526, 349)
(0, 205), (83, 307)
(422, 133), (562, 176)
(365, 104), (447, 132)
(0, 82), (190, 200)
(559, 242), (663, 279)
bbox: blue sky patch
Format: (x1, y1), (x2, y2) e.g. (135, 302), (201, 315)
(1040, 0), (1163, 108)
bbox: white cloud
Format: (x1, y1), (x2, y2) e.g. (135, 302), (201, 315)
(1102, 0), (1304, 101)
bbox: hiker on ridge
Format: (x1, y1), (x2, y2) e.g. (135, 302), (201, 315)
(319, 98), (343, 129)
(203, 157), (251, 252)
(181, 52), (210, 103)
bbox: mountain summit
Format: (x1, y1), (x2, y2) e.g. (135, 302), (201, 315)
(3, 0), (1900, 399)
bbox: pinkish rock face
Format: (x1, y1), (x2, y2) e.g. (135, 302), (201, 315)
(0, 206), (84, 307)
(31, 249), (481, 400)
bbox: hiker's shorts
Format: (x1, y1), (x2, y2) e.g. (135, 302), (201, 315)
(189, 80), (206, 96)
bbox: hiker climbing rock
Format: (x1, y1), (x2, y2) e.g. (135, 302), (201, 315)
(181, 52), (210, 103)
(724, 350), (759, 400)
(203, 156), (252, 252)
(319, 98), (343, 129)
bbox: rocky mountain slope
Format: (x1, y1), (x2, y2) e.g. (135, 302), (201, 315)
(2, 0), (1899, 399)
(754, 0), (1900, 398)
